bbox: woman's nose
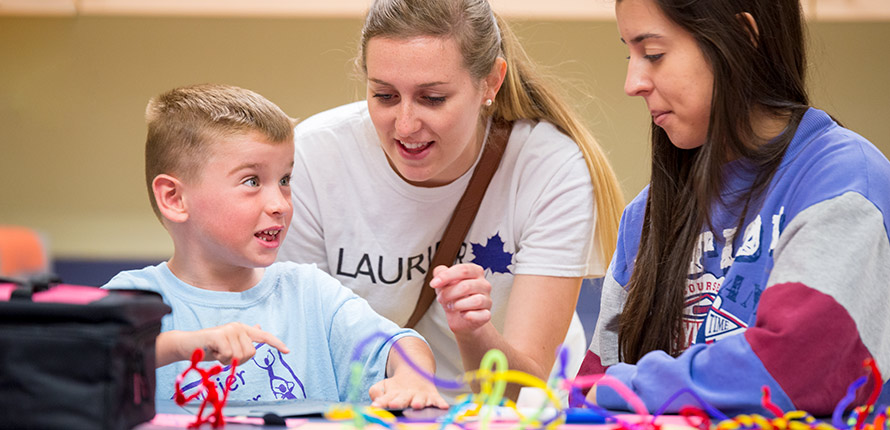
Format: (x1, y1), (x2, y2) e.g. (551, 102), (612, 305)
(395, 101), (421, 136)
(624, 60), (651, 97)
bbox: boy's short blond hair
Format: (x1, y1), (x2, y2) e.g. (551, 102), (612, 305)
(144, 83), (295, 220)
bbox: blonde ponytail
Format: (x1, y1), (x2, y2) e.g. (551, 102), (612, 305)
(492, 15), (624, 267)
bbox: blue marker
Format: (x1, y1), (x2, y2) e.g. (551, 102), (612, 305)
(564, 408), (608, 424)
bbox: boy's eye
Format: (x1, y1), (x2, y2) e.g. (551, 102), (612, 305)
(243, 177), (259, 187)
(279, 175), (291, 187)
(644, 53), (664, 61)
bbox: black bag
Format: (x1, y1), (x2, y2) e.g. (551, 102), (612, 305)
(0, 274), (171, 430)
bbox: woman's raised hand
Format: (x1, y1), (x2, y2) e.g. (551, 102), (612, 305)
(429, 263), (493, 334)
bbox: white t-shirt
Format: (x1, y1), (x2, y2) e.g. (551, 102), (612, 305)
(279, 101), (601, 398)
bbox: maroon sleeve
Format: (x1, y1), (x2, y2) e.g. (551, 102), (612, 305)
(745, 282), (874, 415)
(576, 349), (610, 396)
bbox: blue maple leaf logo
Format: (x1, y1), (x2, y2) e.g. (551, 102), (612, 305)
(470, 232), (513, 274)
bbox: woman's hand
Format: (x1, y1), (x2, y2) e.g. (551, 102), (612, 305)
(429, 265), (582, 401)
(429, 263), (493, 334)
(586, 385), (597, 404)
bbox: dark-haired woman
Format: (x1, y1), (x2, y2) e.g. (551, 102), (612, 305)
(580, 0), (890, 416)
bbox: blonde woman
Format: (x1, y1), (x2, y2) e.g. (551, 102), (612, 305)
(278, 0), (624, 403)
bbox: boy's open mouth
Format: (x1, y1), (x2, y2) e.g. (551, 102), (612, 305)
(255, 229), (281, 242)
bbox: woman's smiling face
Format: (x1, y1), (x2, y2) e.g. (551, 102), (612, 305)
(365, 35), (491, 187)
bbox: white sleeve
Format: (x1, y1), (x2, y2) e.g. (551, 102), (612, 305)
(511, 125), (599, 277)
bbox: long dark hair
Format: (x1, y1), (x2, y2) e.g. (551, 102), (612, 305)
(618, 0), (810, 363)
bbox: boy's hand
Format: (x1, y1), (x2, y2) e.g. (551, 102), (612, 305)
(371, 336), (448, 410)
(182, 322), (290, 365)
(368, 373), (449, 410)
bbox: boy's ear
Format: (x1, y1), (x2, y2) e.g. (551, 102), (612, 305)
(152, 174), (188, 223)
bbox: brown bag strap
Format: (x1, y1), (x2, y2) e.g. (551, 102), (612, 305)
(404, 119), (512, 329)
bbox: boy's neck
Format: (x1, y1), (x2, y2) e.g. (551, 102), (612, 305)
(167, 255), (265, 293)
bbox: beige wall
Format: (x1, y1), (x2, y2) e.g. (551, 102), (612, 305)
(1, 16), (888, 260)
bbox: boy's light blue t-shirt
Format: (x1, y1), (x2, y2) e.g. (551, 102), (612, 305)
(103, 261), (420, 403)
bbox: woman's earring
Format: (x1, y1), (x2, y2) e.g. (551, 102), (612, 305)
(485, 99), (493, 106)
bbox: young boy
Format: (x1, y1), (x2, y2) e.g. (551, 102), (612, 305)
(103, 84), (447, 410)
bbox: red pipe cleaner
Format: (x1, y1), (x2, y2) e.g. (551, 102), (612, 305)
(761, 386), (785, 418)
(855, 358), (882, 430)
(679, 405), (711, 430)
(173, 348), (239, 429)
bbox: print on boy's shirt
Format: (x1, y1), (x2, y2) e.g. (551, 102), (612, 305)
(173, 365), (247, 401)
(335, 232), (515, 284)
(252, 346), (307, 400)
(171, 343), (306, 402)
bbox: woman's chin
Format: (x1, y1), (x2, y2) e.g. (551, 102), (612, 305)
(398, 171), (437, 187)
